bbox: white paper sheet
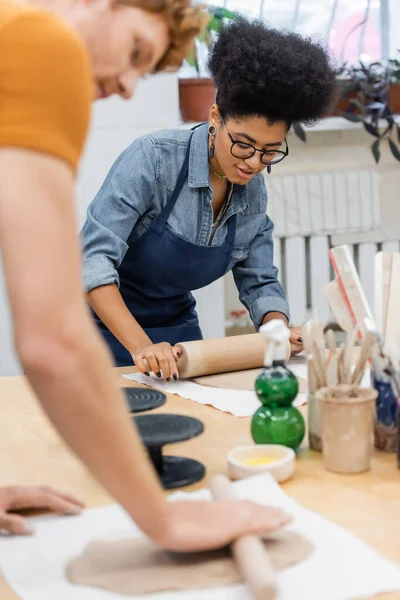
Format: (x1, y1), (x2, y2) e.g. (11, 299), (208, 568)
(122, 356), (307, 417)
(1, 474), (400, 600)
(286, 354), (308, 381)
(122, 373), (307, 417)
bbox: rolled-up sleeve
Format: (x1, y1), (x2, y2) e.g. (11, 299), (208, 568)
(80, 136), (156, 292)
(232, 213), (290, 328)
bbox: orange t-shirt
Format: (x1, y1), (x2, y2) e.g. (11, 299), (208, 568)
(0, 0), (92, 171)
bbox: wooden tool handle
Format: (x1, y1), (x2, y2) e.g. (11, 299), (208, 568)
(210, 475), (278, 600)
(177, 334), (291, 379)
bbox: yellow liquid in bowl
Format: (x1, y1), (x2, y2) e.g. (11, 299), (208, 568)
(243, 456), (277, 467)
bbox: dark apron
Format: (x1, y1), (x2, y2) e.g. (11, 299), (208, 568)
(94, 131), (237, 366)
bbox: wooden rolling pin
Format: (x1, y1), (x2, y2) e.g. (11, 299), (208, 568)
(176, 333), (291, 379)
(210, 475), (277, 600)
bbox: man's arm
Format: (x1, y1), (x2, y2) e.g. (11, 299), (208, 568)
(0, 148), (168, 537)
(0, 148), (291, 550)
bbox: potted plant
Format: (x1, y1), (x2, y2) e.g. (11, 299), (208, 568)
(179, 6), (237, 123)
(293, 54), (400, 164)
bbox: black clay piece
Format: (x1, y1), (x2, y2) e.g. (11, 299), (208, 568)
(133, 414), (205, 489)
(123, 388), (166, 413)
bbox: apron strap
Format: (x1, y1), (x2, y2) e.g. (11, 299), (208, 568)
(226, 212), (237, 245)
(157, 131), (194, 224)
(158, 125), (237, 247)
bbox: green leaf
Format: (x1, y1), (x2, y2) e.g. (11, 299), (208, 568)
(363, 121), (380, 137)
(293, 122), (307, 143)
(197, 27), (208, 43)
(341, 81), (360, 95)
(348, 99), (364, 112)
(185, 55), (196, 67)
(371, 140), (381, 163)
(340, 111), (362, 123)
(389, 138), (400, 161)
(208, 16), (220, 33)
(212, 7), (237, 20)
(185, 47), (199, 72)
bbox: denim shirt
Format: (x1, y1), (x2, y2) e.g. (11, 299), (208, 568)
(80, 123), (289, 328)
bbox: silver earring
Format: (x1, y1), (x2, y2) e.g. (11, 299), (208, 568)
(208, 125), (216, 159)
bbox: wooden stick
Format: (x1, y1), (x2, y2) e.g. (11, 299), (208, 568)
(374, 251), (394, 337)
(325, 330), (338, 386)
(384, 253), (400, 369)
(342, 326), (359, 384)
(210, 475), (277, 600)
(177, 334), (291, 379)
(311, 340), (327, 388)
(351, 336), (374, 385)
(337, 343), (346, 384)
(302, 323), (324, 390)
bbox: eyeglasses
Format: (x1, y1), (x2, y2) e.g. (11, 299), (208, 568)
(221, 115), (289, 166)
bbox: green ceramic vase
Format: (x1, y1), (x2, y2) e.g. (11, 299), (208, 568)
(251, 361), (305, 451)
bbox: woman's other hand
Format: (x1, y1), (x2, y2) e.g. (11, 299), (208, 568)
(289, 326), (303, 355)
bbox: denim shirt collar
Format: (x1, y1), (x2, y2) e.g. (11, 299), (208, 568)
(187, 123), (248, 213)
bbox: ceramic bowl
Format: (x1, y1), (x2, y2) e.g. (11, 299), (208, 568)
(227, 444), (296, 483)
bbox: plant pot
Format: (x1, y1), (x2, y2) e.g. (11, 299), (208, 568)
(331, 82), (400, 116)
(389, 84), (400, 114)
(179, 78), (216, 123)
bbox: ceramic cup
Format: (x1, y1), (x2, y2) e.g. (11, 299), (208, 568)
(317, 385), (377, 474)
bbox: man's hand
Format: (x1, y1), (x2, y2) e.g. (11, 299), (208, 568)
(155, 500), (291, 552)
(0, 485), (84, 535)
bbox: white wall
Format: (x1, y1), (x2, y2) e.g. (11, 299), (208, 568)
(75, 73), (181, 228)
(0, 73), (224, 376)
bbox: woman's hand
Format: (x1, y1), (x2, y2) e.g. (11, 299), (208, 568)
(289, 326), (303, 355)
(0, 485), (84, 535)
(133, 342), (182, 380)
(152, 499), (291, 552)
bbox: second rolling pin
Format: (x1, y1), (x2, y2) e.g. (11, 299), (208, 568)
(176, 333), (291, 379)
(210, 475), (278, 600)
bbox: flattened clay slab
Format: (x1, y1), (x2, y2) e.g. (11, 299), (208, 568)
(66, 530), (313, 596)
(194, 368), (308, 394)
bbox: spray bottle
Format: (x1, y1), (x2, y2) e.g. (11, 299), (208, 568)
(251, 320), (305, 451)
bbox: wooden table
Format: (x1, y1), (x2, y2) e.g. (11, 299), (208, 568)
(1, 368), (399, 599)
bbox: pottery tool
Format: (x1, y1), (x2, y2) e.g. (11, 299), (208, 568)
(325, 329), (338, 386)
(336, 343), (345, 385)
(177, 333), (291, 379)
(210, 474), (278, 600)
(383, 253), (400, 366)
(323, 280), (354, 334)
(329, 245), (376, 340)
(305, 316), (376, 452)
(374, 251), (394, 336)
(300, 325), (317, 393)
(351, 333), (375, 386)
(361, 319), (400, 455)
(342, 326), (359, 384)
(303, 318), (373, 389)
(302, 320), (326, 390)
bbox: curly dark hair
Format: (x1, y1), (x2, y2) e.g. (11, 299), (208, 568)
(208, 17), (337, 127)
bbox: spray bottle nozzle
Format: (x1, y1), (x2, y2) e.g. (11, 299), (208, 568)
(259, 320), (290, 366)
